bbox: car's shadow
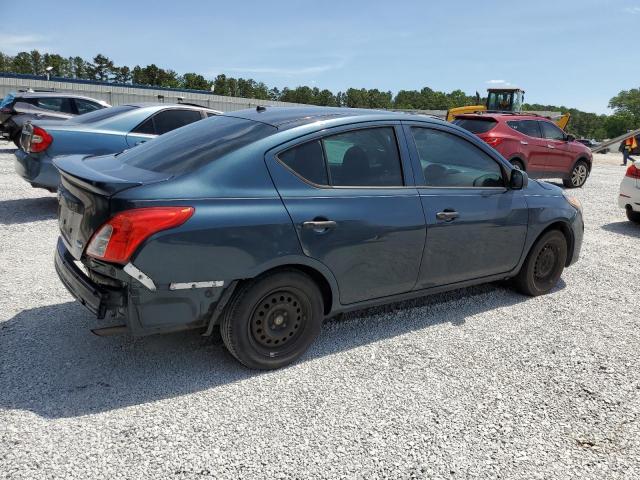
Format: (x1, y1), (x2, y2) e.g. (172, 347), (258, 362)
(601, 220), (640, 238)
(0, 197), (57, 225)
(0, 281), (543, 419)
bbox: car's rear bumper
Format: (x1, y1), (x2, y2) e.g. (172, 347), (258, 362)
(55, 238), (125, 319)
(14, 149), (59, 191)
(55, 237), (224, 336)
(618, 176), (639, 211)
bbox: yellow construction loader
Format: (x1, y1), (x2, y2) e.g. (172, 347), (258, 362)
(446, 87), (571, 130)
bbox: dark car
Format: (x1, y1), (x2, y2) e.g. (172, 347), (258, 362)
(577, 138), (609, 154)
(14, 103), (220, 191)
(453, 113), (593, 188)
(54, 107), (584, 370)
(0, 91), (109, 145)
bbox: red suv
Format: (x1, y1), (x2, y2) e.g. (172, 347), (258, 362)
(453, 113), (593, 188)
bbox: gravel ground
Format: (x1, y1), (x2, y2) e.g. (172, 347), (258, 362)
(1, 145), (639, 479)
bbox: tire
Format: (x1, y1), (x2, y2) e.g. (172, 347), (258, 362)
(563, 160), (589, 188)
(514, 230), (567, 296)
(626, 206), (640, 224)
(510, 159), (525, 171)
(220, 270), (324, 369)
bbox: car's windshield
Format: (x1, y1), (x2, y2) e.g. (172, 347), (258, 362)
(0, 93), (15, 108)
(72, 105), (138, 124)
(119, 115), (276, 174)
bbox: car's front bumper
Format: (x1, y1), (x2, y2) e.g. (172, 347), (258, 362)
(14, 149), (60, 191)
(568, 209), (584, 266)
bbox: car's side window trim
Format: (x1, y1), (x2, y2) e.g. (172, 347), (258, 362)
(402, 122), (509, 190)
(272, 122), (415, 190)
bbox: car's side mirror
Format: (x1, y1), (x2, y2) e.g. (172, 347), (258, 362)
(510, 168), (528, 190)
(566, 134), (576, 142)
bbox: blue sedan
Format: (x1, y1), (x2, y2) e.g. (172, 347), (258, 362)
(53, 106), (584, 369)
(14, 103), (220, 191)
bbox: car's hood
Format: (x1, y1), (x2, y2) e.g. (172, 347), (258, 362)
(528, 178), (563, 195)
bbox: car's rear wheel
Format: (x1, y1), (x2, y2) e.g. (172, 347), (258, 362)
(513, 230), (567, 296)
(563, 160), (589, 188)
(510, 159), (525, 171)
(220, 270), (324, 369)
(626, 205), (640, 224)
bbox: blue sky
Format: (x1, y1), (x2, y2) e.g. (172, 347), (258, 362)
(1, 0), (636, 113)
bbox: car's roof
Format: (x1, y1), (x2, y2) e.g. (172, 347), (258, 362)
(15, 91), (105, 101)
(223, 106), (432, 130)
(123, 102), (219, 112)
(456, 112), (549, 122)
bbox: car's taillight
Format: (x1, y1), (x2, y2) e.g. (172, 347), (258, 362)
(86, 207), (194, 264)
(625, 163), (640, 179)
(29, 126), (52, 153)
(483, 136), (504, 148)
(0, 107), (12, 114)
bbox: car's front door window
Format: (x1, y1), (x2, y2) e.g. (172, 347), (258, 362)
(539, 121), (565, 141)
(410, 127), (504, 188)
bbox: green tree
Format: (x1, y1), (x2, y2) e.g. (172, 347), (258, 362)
(29, 50), (43, 75)
(112, 66), (132, 84)
(213, 74), (230, 95)
(609, 88), (640, 122)
(12, 52), (33, 74)
(0, 52), (13, 71)
(88, 54), (114, 81)
(182, 72), (210, 90)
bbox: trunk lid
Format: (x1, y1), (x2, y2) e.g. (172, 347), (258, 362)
(55, 154), (171, 259)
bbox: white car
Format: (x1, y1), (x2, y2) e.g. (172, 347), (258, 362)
(618, 160), (640, 223)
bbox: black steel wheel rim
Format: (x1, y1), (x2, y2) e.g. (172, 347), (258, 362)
(249, 287), (310, 354)
(533, 243), (558, 284)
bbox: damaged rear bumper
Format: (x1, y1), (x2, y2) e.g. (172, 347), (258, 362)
(54, 238), (125, 319)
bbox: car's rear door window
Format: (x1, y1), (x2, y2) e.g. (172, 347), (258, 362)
(507, 120), (542, 138)
(411, 127), (504, 188)
(323, 128), (403, 186)
(539, 121), (566, 141)
(278, 127), (404, 187)
(278, 140), (329, 185)
(35, 97), (73, 114)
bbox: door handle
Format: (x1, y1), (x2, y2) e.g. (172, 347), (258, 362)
(520, 140), (528, 145)
(547, 144), (555, 149)
(302, 220), (337, 231)
(436, 210), (459, 222)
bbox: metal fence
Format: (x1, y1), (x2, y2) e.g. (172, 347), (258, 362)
(0, 73), (305, 111)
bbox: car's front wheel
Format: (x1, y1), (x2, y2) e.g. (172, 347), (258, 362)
(513, 230), (567, 296)
(563, 160), (589, 188)
(510, 159), (525, 171)
(220, 270), (324, 369)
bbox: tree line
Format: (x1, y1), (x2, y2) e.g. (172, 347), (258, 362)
(0, 50), (637, 140)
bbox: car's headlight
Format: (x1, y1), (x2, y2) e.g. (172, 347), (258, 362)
(562, 190), (582, 213)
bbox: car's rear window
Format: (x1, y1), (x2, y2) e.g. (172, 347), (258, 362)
(73, 105), (137, 124)
(0, 93), (15, 108)
(119, 115), (276, 174)
(453, 118), (497, 134)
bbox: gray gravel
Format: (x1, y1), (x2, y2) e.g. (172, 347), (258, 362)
(1, 143), (639, 479)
